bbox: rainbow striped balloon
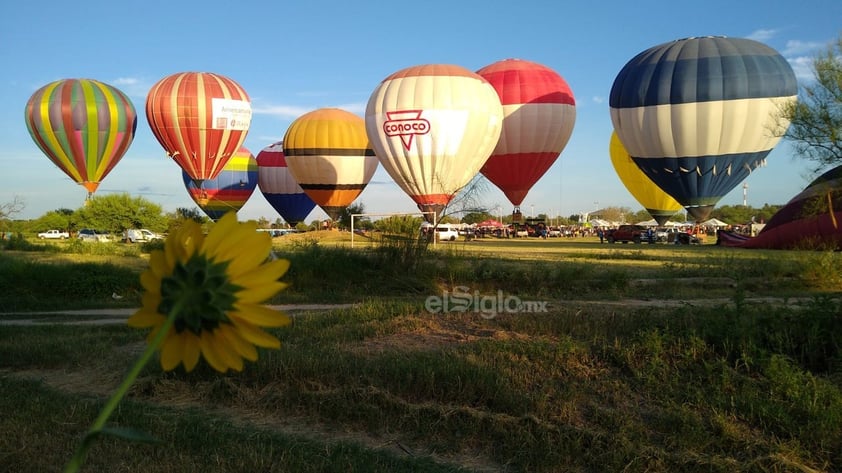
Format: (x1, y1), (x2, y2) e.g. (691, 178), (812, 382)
(24, 78), (137, 197)
(182, 147), (258, 221)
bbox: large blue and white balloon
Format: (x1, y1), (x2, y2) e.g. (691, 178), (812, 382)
(609, 36), (797, 221)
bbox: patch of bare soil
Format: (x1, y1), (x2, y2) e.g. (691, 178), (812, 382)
(345, 314), (529, 356)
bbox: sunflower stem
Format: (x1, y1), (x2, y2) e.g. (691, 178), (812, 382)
(64, 300), (185, 473)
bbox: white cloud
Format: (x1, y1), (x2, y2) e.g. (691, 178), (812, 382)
(747, 29), (777, 42)
(782, 39), (825, 57)
(592, 96), (605, 104)
(252, 102), (367, 117)
(251, 104), (314, 118)
(788, 56), (815, 82)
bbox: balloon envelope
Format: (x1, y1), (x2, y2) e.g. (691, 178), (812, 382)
(609, 131), (682, 225)
(256, 141), (316, 226)
(182, 147), (257, 221)
(147, 72), (252, 183)
(717, 165), (842, 250)
(283, 108), (378, 221)
(609, 36), (797, 221)
(477, 58), (576, 208)
(24, 78), (137, 196)
(365, 64), (504, 222)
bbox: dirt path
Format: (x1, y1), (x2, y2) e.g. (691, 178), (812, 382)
(1, 296), (832, 327)
(0, 304), (356, 326)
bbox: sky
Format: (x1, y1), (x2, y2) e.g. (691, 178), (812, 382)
(1, 0), (840, 224)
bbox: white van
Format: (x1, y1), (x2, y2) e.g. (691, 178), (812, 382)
(421, 223), (459, 241)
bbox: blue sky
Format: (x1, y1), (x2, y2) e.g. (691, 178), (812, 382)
(1, 0), (840, 223)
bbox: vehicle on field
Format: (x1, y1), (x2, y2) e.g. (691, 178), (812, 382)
(37, 229), (69, 239)
(77, 229), (112, 242)
(420, 223), (460, 241)
(605, 224), (655, 244)
(123, 228), (164, 243)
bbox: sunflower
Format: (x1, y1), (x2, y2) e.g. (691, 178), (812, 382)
(127, 212), (290, 373)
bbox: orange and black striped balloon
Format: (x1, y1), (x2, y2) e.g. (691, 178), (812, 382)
(283, 108), (377, 220)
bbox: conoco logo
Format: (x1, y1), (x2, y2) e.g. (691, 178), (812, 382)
(383, 110), (430, 150)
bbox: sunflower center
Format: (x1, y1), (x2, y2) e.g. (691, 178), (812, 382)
(158, 253), (241, 335)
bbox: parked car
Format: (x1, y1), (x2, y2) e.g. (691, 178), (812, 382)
(37, 229), (69, 239)
(123, 228), (164, 243)
(77, 229), (111, 242)
(420, 224), (460, 241)
(605, 225), (655, 244)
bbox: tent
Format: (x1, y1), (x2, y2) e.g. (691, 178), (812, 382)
(477, 219), (503, 228)
(636, 219), (658, 227)
(701, 218), (729, 229)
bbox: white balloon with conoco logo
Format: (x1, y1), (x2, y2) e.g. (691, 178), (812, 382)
(365, 64), (504, 222)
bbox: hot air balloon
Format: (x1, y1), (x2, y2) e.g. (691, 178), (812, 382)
(256, 141), (316, 226)
(146, 71), (252, 186)
(365, 64), (504, 222)
(476, 58), (576, 213)
(609, 36), (798, 222)
(182, 147), (257, 221)
(609, 131), (682, 225)
(283, 108), (378, 221)
(717, 165), (842, 250)
(24, 78), (136, 199)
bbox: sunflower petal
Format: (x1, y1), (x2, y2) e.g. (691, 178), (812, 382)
(182, 332), (202, 372)
(148, 250), (172, 280)
(230, 259), (290, 289)
(236, 282), (289, 304)
(127, 309), (165, 328)
(199, 333), (228, 373)
(230, 319), (281, 349)
(160, 333), (184, 371)
(231, 305), (291, 328)
(202, 213), (243, 259)
(214, 330), (245, 372)
(220, 325), (258, 361)
(224, 235), (273, 278)
(140, 270), (162, 295)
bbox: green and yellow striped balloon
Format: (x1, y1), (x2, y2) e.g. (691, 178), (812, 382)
(24, 78), (137, 197)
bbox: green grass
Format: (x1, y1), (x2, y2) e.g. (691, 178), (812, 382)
(0, 238), (841, 472)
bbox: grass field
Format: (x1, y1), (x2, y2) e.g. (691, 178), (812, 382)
(1, 233), (841, 472)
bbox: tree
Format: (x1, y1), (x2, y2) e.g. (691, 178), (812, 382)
(33, 209), (73, 232)
(0, 196), (25, 235)
(780, 34), (842, 173)
(172, 207), (207, 224)
(438, 174), (491, 222)
(0, 196), (25, 222)
(337, 202), (366, 230)
(461, 211), (494, 225)
(373, 215), (423, 235)
(594, 206), (632, 223)
(73, 194), (168, 234)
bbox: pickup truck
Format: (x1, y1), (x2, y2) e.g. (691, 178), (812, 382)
(123, 228), (164, 243)
(37, 229), (70, 240)
(605, 225), (655, 244)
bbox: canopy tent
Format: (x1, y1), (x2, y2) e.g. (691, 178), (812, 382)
(589, 219), (612, 228)
(477, 219), (504, 228)
(701, 218), (729, 228)
(636, 219), (658, 227)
